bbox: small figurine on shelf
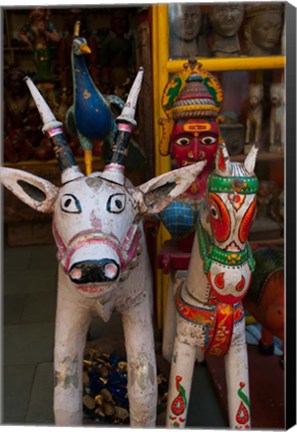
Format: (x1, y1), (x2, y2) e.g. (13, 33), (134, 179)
(269, 81), (285, 154)
(245, 82), (264, 153)
(65, 21), (114, 175)
(4, 68), (33, 129)
(3, 68), (38, 162)
(158, 57), (223, 245)
(207, 3), (244, 57)
(168, 4), (209, 59)
(100, 10), (136, 94)
(244, 3), (284, 56)
(19, 7), (61, 81)
(58, 8), (99, 92)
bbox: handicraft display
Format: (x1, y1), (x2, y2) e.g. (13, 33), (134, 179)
(165, 142), (259, 429)
(0, 69), (206, 427)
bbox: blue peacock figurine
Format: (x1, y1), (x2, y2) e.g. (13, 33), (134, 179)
(65, 20), (114, 175)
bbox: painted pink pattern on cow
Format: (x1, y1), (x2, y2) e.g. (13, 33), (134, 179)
(90, 210), (102, 230)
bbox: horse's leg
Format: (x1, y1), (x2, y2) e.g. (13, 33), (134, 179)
(196, 346), (205, 363)
(224, 319), (251, 429)
(162, 271), (185, 362)
(121, 294), (157, 427)
(166, 334), (196, 428)
(54, 269), (92, 425)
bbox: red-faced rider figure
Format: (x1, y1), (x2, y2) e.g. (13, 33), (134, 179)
(158, 58), (224, 249)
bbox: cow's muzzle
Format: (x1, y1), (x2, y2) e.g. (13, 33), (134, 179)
(69, 259), (120, 284)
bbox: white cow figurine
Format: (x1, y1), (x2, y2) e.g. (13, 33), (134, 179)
(0, 71), (206, 427)
(165, 143), (258, 429)
(269, 82), (285, 154)
(245, 83), (263, 153)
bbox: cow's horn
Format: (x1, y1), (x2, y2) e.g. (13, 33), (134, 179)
(25, 76), (83, 183)
(101, 67), (144, 185)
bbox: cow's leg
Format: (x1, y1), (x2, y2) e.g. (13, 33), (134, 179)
(166, 335), (196, 428)
(162, 272), (185, 362)
(54, 270), (92, 425)
(224, 319), (251, 429)
(121, 294), (157, 427)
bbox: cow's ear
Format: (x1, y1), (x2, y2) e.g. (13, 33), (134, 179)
(1, 167), (58, 213)
(131, 161), (206, 215)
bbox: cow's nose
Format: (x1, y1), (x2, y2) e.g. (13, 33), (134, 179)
(69, 259), (120, 284)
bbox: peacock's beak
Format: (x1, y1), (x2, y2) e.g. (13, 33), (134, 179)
(80, 43), (91, 54)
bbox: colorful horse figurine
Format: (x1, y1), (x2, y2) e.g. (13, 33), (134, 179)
(165, 142), (258, 429)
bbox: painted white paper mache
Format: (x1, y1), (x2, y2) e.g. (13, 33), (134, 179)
(165, 142), (259, 429)
(0, 69), (206, 427)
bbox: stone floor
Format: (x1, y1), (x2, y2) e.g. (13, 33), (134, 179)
(1, 243), (227, 427)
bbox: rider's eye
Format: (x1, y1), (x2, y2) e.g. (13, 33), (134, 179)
(107, 193), (126, 214)
(61, 194), (81, 213)
(176, 137), (191, 146)
(201, 136), (217, 145)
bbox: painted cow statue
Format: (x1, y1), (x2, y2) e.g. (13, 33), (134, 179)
(0, 70), (206, 426)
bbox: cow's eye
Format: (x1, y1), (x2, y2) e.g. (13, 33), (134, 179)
(107, 193), (126, 213)
(61, 194), (81, 213)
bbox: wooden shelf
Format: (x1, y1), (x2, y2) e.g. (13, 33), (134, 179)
(232, 152), (284, 162)
(4, 47), (30, 52)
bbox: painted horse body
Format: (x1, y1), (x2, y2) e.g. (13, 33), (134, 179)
(166, 143), (258, 429)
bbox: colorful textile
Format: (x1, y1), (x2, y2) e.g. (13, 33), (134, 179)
(175, 285), (244, 356)
(158, 197), (203, 240)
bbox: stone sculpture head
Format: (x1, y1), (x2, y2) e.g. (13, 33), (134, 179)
(170, 4), (202, 41)
(209, 3), (244, 38)
(244, 3), (284, 56)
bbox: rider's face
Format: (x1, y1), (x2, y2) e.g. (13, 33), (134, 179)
(170, 119), (219, 169)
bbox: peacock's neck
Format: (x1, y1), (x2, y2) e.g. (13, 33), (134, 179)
(71, 54), (96, 101)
